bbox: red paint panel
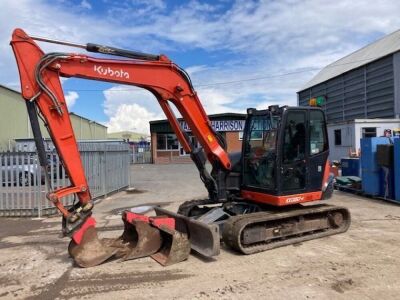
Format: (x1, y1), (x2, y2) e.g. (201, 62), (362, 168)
(72, 217), (96, 244)
(123, 211), (150, 224)
(150, 217), (175, 230)
(241, 190), (323, 206)
(322, 160), (331, 189)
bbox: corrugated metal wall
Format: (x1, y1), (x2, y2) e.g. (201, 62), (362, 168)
(0, 86), (107, 151)
(298, 55), (395, 122)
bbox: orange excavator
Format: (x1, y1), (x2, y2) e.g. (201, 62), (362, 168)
(10, 28), (350, 267)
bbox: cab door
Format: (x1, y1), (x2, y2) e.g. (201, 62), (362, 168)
(279, 110), (307, 195)
(307, 109), (329, 191)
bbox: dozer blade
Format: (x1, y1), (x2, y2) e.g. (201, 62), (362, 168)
(151, 225), (191, 266)
(113, 220), (162, 260)
(68, 226), (118, 268)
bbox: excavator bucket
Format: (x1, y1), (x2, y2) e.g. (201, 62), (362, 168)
(149, 216), (191, 266)
(113, 218), (162, 260)
(114, 211), (190, 265)
(68, 225), (118, 268)
(117, 212), (190, 266)
(68, 213), (190, 267)
(151, 225), (191, 266)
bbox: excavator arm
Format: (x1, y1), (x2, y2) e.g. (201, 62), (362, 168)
(11, 28), (231, 230)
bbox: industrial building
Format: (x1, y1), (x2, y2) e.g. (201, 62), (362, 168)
(149, 113), (246, 164)
(107, 131), (150, 142)
(298, 30), (400, 160)
(0, 84), (107, 151)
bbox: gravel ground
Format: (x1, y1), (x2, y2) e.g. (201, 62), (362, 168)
(1, 164), (400, 299)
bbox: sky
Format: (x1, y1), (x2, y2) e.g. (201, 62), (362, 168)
(1, 0), (400, 134)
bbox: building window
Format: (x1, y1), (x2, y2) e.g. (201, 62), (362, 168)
(238, 131), (244, 140)
(362, 127), (377, 138)
(334, 129), (342, 146)
(157, 134), (166, 150)
(179, 135), (199, 156)
(156, 134), (179, 150)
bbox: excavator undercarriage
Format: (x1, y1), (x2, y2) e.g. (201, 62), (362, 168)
(66, 198), (351, 267)
(159, 200), (350, 256)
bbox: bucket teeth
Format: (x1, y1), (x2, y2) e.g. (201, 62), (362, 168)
(68, 226), (118, 268)
(114, 220), (162, 260)
(151, 225), (191, 266)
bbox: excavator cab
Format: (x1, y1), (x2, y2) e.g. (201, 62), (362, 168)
(241, 106), (331, 205)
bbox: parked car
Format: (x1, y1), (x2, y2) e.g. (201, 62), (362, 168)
(0, 154), (64, 187)
(0, 154), (39, 186)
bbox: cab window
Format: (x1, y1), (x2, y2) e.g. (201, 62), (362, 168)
(243, 115), (278, 190)
(282, 111), (306, 162)
(309, 110), (328, 155)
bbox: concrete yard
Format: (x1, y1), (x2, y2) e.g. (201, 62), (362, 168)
(0, 164), (400, 299)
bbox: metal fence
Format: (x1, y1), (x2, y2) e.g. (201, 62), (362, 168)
(0, 142), (131, 217)
(131, 144), (152, 164)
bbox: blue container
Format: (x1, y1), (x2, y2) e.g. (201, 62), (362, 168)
(361, 137), (391, 196)
(395, 139), (400, 202)
(341, 158), (361, 177)
(362, 170), (384, 196)
(361, 137), (391, 171)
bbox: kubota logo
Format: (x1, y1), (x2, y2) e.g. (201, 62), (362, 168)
(286, 196), (304, 203)
(94, 65), (129, 79)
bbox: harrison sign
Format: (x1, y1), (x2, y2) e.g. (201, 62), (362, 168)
(179, 120), (245, 132)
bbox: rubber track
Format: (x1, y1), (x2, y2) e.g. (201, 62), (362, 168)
(222, 204), (351, 254)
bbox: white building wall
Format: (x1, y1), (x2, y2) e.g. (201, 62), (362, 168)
(328, 119), (400, 161)
(327, 123), (355, 161)
(354, 121), (400, 151)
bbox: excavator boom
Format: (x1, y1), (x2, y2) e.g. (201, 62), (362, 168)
(11, 28), (231, 220)
(10, 28), (231, 266)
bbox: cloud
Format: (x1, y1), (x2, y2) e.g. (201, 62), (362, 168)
(103, 85), (162, 116)
(185, 65), (211, 76)
(102, 84), (243, 134)
(106, 103), (161, 134)
(195, 87), (243, 114)
(103, 85), (163, 133)
(65, 91), (79, 108)
(0, 0), (127, 89)
(2, 0), (400, 134)
(79, 0), (92, 10)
